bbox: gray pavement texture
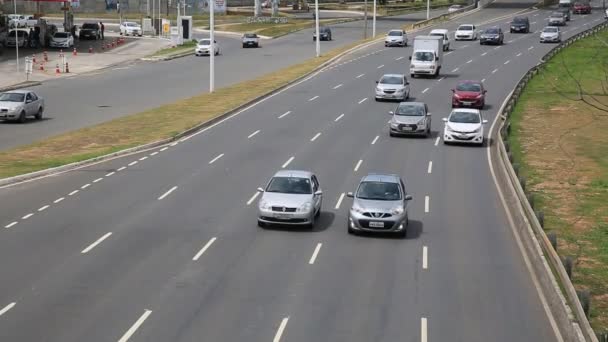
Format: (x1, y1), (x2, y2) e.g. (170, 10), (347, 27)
(0, 8), (447, 151)
(1, 2), (605, 341)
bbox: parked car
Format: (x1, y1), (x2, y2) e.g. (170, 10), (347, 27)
(5, 30), (28, 47)
(388, 102), (431, 137)
(573, 1), (591, 13)
(0, 90), (44, 123)
(195, 38), (220, 56)
(455, 24), (477, 40)
(8, 14), (37, 28)
(257, 170), (323, 228)
(385, 29), (408, 47)
(442, 108), (488, 146)
(79, 22), (101, 40)
(557, 7), (571, 20)
(452, 80), (486, 109)
(242, 32), (260, 48)
(540, 26), (561, 43)
(347, 173), (413, 237)
(549, 11), (567, 26)
(120, 21), (143, 36)
(429, 29), (450, 51)
(375, 74), (410, 102)
(313, 26), (332, 41)
(510, 16), (530, 33)
(447, 4), (463, 13)
(479, 26), (504, 45)
(50, 32), (74, 48)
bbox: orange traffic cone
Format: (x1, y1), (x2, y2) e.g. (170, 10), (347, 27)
(73, 48), (77, 56)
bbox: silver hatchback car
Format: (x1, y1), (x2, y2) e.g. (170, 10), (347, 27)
(347, 173), (413, 237)
(257, 170), (323, 228)
(388, 102), (431, 137)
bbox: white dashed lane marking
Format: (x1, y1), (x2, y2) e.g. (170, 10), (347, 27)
(278, 111), (291, 119)
(282, 156), (295, 168)
(4, 222), (17, 229)
(335, 193), (345, 209)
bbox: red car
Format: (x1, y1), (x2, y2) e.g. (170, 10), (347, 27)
(573, 2), (591, 14)
(451, 80), (486, 109)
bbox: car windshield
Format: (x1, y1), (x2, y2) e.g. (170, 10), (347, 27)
(450, 111), (481, 123)
(244, 33), (257, 38)
(54, 32), (69, 38)
(379, 76), (403, 85)
(199, 39), (210, 45)
(551, 12), (563, 17)
(0, 93), (25, 102)
(544, 27), (558, 32)
(266, 177), (312, 194)
(456, 82), (481, 92)
(82, 23), (97, 29)
(430, 33), (445, 38)
(126, 22), (138, 27)
(395, 104), (424, 116)
(356, 181), (402, 201)
(9, 31), (27, 37)
(484, 28), (499, 34)
(388, 31), (402, 36)
(414, 51), (434, 62)
(458, 25), (473, 31)
(513, 17), (527, 23)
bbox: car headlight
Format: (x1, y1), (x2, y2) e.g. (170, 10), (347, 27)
(396, 88), (405, 93)
(392, 206), (404, 215)
(390, 122), (399, 128)
(259, 200), (271, 210)
(351, 203), (364, 214)
(376, 87), (382, 92)
(298, 202), (312, 213)
(445, 125), (455, 133)
(472, 127), (481, 133)
(417, 119), (426, 126)
(476, 94), (483, 98)
(453, 93), (461, 99)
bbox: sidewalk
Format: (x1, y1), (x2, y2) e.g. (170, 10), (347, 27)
(0, 34), (171, 91)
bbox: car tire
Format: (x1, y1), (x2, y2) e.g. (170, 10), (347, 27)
(242, 44), (246, 48)
(257, 220), (266, 228)
(35, 107), (43, 120)
(18, 111), (26, 123)
(426, 128), (431, 138)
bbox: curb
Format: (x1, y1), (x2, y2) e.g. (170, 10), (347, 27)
(0, 81), (42, 92)
(141, 49), (194, 61)
(0, 5), (478, 187)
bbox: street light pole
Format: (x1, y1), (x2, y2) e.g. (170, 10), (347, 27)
(210, 0), (215, 92)
(426, 0), (430, 20)
(372, 0), (376, 38)
(14, 0), (19, 73)
(315, 0), (319, 57)
(363, 0), (368, 39)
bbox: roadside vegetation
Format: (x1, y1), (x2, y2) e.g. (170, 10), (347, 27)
(508, 28), (608, 331)
(149, 39), (197, 58)
(212, 18), (355, 37)
(319, 0), (465, 15)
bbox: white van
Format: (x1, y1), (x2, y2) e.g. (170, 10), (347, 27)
(429, 29), (450, 51)
(558, 0), (572, 9)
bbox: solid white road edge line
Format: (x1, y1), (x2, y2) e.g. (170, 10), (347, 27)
(424, 196), (430, 213)
(422, 246), (428, 270)
(193, 237), (217, 261)
(81, 232), (112, 254)
(248, 130), (260, 139)
(487, 91), (564, 342)
(209, 153), (224, 164)
(335, 193), (345, 210)
(273, 317), (290, 342)
(247, 191), (260, 206)
(309, 243), (323, 265)
(421, 317), (428, 342)
(427, 161), (433, 174)
(282, 156), (295, 168)
(354, 159), (363, 172)
(158, 186), (178, 200)
(0, 302), (16, 317)
(117, 310), (153, 342)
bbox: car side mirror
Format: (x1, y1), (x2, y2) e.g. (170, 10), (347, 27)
(389, 111), (394, 115)
(442, 118), (448, 122)
(405, 81), (410, 85)
(451, 89), (455, 92)
(426, 113), (432, 116)
(346, 192), (354, 198)
(483, 90), (487, 94)
(408, 56), (412, 60)
(375, 81), (379, 84)
(482, 119), (488, 124)
(405, 195), (413, 201)
(314, 190), (323, 196)
(435, 56), (439, 61)
(257, 187), (264, 192)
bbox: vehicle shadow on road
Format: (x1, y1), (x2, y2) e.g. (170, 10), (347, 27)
(261, 211), (334, 233)
(354, 219), (423, 240)
(0, 117), (52, 124)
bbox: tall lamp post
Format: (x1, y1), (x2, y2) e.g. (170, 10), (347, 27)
(14, 0), (19, 72)
(372, 0), (376, 38)
(315, 0), (319, 57)
(363, 0), (368, 39)
(426, 0), (430, 19)
(210, 0), (215, 92)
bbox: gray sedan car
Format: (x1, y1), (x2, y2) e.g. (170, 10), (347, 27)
(347, 173), (413, 237)
(257, 170), (323, 228)
(375, 74), (410, 102)
(389, 102), (431, 137)
(0, 90), (44, 123)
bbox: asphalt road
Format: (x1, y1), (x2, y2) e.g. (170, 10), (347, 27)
(1, 3), (605, 341)
(0, 8), (447, 150)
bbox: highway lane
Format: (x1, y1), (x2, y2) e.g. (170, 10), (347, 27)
(1, 4), (605, 341)
(0, 8), (447, 151)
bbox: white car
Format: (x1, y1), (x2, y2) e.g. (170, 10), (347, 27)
(120, 21), (143, 36)
(442, 108), (488, 145)
(195, 38), (220, 56)
(0, 90), (44, 123)
(540, 26), (561, 43)
(448, 4), (463, 13)
(8, 14), (37, 28)
(385, 29), (408, 47)
(429, 29), (450, 51)
(375, 74), (410, 101)
(5, 30), (29, 47)
(455, 24), (477, 40)
(50, 32), (74, 48)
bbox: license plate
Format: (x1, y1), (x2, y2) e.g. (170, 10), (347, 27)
(462, 102), (473, 105)
(369, 221), (385, 228)
(274, 213), (290, 219)
(402, 126), (413, 131)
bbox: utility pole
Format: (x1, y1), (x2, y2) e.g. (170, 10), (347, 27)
(14, 0), (19, 73)
(372, 0), (376, 38)
(426, 0), (430, 19)
(315, 0), (319, 57)
(210, 0), (215, 92)
(363, 0), (368, 39)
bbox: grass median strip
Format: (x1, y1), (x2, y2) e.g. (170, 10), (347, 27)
(0, 38), (375, 180)
(212, 18), (355, 38)
(149, 40), (197, 58)
(509, 28), (608, 331)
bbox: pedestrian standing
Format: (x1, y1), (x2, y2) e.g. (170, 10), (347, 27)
(100, 22), (105, 40)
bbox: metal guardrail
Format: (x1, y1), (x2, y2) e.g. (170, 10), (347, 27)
(412, 3), (475, 29)
(497, 21), (608, 342)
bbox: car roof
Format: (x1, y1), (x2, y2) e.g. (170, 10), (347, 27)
(458, 24), (474, 27)
(451, 108), (481, 114)
(381, 73), (404, 78)
(430, 29), (448, 33)
(457, 79), (482, 84)
(272, 170), (313, 178)
(398, 101), (425, 107)
(388, 29), (403, 32)
(2, 89), (30, 94)
(361, 173), (401, 184)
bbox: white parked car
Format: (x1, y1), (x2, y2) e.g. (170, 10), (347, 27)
(50, 32), (74, 48)
(120, 21), (143, 36)
(385, 29), (408, 47)
(442, 108), (488, 145)
(429, 29), (450, 51)
(5, 30), (29, 47)
(0, 90), (44, 123)
(448, 4), (463, 13)
(8, 14), (37, 28)
(455, 24), (477, 40)
(195, 38), (220, 56)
